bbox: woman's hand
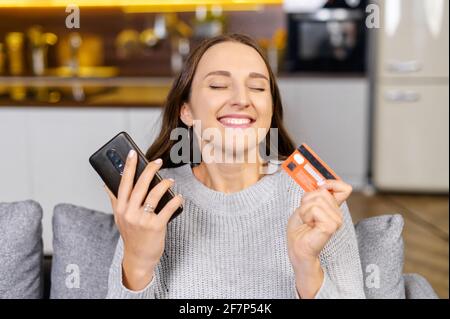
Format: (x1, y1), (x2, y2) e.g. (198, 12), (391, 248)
(319, 179), (353, 207)
(287, 179), (352, 298)
(104, 150), (183, 291)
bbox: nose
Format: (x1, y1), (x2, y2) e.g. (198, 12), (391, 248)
(230, 84), (251, 109)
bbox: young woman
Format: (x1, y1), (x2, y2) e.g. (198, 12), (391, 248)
(105, 34), (365, 299)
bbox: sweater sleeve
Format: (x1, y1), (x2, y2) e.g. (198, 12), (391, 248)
(312, 201), (366, 299)
(105, 237), (158, 299)
(294, 271), (339, 299)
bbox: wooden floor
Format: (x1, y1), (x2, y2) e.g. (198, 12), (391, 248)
(347, 192), (449, 299)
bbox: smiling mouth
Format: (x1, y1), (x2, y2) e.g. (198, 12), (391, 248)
(217, 115), (256, 128)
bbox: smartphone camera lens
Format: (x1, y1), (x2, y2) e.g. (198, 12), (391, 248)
(107, 149), (125, 174)
(106, 149), (116, 161)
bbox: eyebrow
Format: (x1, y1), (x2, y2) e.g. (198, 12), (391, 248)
(204, 70), (269, 81)
(249, 72), (269, 81)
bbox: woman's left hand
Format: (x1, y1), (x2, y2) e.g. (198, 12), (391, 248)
(287, 179), (352, 298)
(319, 179), (353, 207)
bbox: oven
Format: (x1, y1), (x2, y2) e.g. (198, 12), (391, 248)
(284, 0), (368, 73)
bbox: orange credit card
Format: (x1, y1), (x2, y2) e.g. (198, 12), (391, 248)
(282, 144), (340, 192)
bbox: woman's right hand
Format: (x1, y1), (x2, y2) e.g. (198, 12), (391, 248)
(104, 150), (183, 291)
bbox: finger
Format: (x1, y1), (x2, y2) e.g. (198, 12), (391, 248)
(319, 180), (352, 205)
(299, 196), (340, 224)
(303, 195), (342, 226)
(301, 203), (329, 225)
(302, 189), (339, 209)
(297, 200), (317, 223)
(288, 207), (304, 232)
(141, 178), (175, 212)
(300, 191), (321, 204)
(321, 179), (352, 194)
(299, 200), (323, 222)
(117, 150), (138, 212)
(156, 194), (184, 225)
(104, 184), (117, 208)
(129, 158), (163, 211)
(301, 204), (341, 234)
(287, 219), (310, 246)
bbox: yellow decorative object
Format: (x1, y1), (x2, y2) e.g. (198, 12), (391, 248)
(0, 0), (282, 10)
(5, 32), (25, 75)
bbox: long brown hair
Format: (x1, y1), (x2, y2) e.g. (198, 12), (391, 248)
(145, 33), (296, 168)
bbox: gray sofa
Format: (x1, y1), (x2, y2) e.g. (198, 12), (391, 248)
(0, 200), (439, 299)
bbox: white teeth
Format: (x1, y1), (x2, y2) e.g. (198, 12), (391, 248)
(220, 118), (251, 125)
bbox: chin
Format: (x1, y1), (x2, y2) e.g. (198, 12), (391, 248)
(221, 142), (260, 163)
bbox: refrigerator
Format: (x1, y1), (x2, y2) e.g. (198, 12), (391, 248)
(372, 0), (449, 192)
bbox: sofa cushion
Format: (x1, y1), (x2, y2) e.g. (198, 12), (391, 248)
(355, 214), (406, 299)
(50, 204), (119, 299)
(0, 200), (44, 299)
(403, 273), (438, 299)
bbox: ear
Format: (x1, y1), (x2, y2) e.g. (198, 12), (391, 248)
(180, 102), (193, 127)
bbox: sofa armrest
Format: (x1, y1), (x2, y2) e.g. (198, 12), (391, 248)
(404, 273), (438, 299)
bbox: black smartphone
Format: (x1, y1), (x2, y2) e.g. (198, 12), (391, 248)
(89, 131), (182, 222)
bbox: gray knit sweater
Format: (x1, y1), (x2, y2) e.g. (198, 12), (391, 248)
(106, 164), (366, 299)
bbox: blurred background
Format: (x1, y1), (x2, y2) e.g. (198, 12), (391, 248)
(0, 0), (448, 297)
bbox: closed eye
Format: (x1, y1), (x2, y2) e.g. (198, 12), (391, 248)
(209, 85), (228, 89)
(250, 87), (265, 92)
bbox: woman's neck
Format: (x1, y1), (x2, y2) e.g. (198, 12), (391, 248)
(192, 160), (262, 194)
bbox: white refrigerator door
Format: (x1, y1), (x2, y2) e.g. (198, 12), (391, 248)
(373, 83), (449, 191)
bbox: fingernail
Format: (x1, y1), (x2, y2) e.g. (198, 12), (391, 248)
(154, 158), (162, 164)
(168, 178), (175, 182)
(128, 150), (136, 158)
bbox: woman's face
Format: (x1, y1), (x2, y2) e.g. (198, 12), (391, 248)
(181, 41), (273, 162)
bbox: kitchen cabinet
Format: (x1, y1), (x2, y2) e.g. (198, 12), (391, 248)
(26, 108), (126, 254)
(0, 109), (32, 201)
(0, 107), (162, 253)
(278, 77), (370, 189)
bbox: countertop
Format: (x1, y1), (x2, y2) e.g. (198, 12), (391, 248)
(0, 73), (368, 107)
